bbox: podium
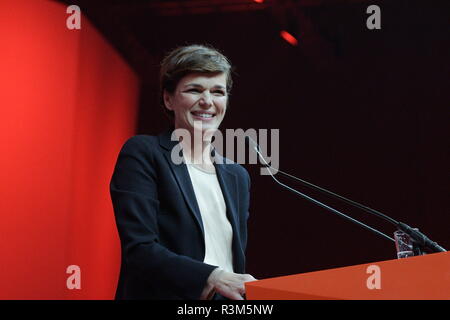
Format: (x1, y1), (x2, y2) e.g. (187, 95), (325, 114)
(246, 251), (449, 299)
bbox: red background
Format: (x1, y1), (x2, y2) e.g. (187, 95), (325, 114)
(0, 0), (139, 299)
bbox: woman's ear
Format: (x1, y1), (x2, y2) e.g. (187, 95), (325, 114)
(163, 90), (173, 110)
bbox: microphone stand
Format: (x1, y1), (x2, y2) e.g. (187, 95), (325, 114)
(246, 138), (395, 243)
(270, 167), (446, 254)
(246, 137), (446, 254)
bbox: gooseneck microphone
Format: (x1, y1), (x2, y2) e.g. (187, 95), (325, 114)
(245, 136), (446, 253)
(245, 136), (395, 243)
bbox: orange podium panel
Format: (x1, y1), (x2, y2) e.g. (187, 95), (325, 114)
(246, 252), (449, 300)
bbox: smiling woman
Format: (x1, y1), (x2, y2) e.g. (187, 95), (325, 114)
(163, 72), (228, 137)
(110, 44), (256, 300)
(159, 44), (233, 113)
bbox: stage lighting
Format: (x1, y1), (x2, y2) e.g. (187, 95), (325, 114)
(280, 30), (298, 46)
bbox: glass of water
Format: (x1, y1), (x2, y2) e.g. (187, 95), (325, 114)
(394, 230), (414, 259)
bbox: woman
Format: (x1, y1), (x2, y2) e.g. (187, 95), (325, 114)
(110, 44), (255, 300)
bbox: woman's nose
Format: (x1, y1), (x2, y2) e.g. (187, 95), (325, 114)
(199, 92), (213, 107)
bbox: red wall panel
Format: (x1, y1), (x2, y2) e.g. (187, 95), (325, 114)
(0, 0), (139, 299)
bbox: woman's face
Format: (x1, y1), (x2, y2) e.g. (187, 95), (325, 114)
(164, 72), (228, 135)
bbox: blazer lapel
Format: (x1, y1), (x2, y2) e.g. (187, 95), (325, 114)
(159, 130), (205, 238)
(214, 163), (239, 231)
(214, 156), (245, 273)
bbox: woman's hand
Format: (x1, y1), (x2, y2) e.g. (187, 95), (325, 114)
(201, 268), (256, 300)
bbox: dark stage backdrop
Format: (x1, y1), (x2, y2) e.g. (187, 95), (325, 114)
(133, 1), (449, 280)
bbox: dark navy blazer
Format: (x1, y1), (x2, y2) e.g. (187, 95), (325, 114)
(110, 129), (251, 299)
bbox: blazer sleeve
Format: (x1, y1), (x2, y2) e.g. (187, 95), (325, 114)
(110, 136), (216, 299)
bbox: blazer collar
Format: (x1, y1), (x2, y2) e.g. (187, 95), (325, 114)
(158, 127), (235, 176)
(158, 127), (178, 151)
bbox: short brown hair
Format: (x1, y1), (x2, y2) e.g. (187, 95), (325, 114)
(159, 44), (233, 119)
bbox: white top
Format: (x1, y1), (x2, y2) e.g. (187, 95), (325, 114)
(185, 162), (234, 273)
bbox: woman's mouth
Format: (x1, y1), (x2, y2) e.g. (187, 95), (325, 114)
(190, 111), (216, 121)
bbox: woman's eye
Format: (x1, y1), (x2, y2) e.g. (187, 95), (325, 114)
(185, 88), (225, 96)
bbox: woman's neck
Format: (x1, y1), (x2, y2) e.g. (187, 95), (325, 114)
(175, 128), (215, 166)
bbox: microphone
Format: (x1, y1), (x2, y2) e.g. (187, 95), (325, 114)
(397, 222), (446, 253)
(245, 136), (447, 253)
(245, 136), (395, 243)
